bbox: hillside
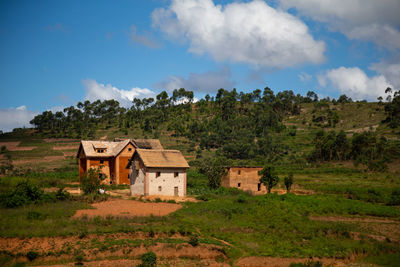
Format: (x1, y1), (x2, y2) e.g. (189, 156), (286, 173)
(1, 89), (400, 266)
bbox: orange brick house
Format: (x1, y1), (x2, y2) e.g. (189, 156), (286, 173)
(221, 166), (267, 194)
(77, 139), (163, 185)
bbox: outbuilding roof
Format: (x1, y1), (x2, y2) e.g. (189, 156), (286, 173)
(133, 149), (189, 168)
(133, 139), (163, 150)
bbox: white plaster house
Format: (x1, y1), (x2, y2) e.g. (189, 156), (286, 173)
(127, 149), (189, 197)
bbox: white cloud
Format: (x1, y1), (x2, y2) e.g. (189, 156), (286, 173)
(83, 79), (157, 108)
(280, 0), (400, 50)
(298, 72), (312, 82)
(152, 0), (325, 68)
(154, 66), (235, 93)
(370, 58), (400, 90)
(318, 67), (393, 101)
(0, 106), (38, 133)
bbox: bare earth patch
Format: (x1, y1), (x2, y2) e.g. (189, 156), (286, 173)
(12, 156), (65, 165)
(0, 141), (36, 151)
(44, 138), (79, 143)
(73, 199), (182, 218)
(53, 145), (78, 150)
(237, 256), (349, 267)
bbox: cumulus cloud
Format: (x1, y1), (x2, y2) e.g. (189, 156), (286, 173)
(370, 58), (400, 90)
(152, 0), (325, 68)
(0, 106), (38, 133)
(318, 67), (393, 101)
(129, 25), (161, 49)
(154, 67), (235, 93)
(83, 79), (157, 108)
(280, 0), (400, 50)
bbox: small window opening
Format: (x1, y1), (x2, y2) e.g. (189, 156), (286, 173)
(128, 148), (132, 151)
(238, 183), (241, 188)
(100, 160), (104, 164)
(156, 172), (161, 177)
(158, 186), (162, 192)
(238, 170), (241, 175)
(174, 172), (179, 177)
(257, 183), (261, 191)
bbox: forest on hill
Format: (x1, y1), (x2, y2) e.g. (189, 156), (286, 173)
(26, 87), (400, 172)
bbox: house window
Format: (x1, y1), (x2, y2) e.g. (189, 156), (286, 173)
(258, 183), (261, 191)
(174, 172), (179, 177)
(128, 148), (132, 151)
(100, 160), (104, 164)
(238, 170), (241, 175)
(238, 183), (241, 188)
(156, 172), (161, 178)
(97, 149), (105, 153)
(158, 186), (162, 192)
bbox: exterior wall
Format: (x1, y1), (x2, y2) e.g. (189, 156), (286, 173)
(147, 168), (186, 197)
(88, 158), (112, 185)
(78, 149), (86, 178)
(222, 167), (267, 194)
(79, 158), (86, 177)
(116, 143), (135, 184)
(130, 156), (145, 195)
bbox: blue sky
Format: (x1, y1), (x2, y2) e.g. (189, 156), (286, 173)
(0, 0), (399, 132)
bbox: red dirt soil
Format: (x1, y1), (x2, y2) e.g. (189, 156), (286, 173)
(73, 199), (182, 218)
(52, 145), (78, 150)
(0, 141), (36, 151)
(12, 156), (65, 165)
(237, 256), (349, 267)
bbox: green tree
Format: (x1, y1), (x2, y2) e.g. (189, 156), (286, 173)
(199, 158), (227, 189)
(259, 166), (279, 194)
(284, 173), (294, 193)
(80, 167), (105, 195)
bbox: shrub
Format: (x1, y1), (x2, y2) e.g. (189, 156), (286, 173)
(81, 168), (105, 195)
(26, 251), (39, 261)
(139, 251), (157, 267)
(237, 195), (246, 203)
(2, 180), (44, 208)
(388, 188), (400, 205)
(55, 187), (71, 201)
(188, 235), (199, 246)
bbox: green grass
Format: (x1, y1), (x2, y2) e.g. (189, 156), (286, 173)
(362, 253), (400, 267)
(2, 190), (398, 259)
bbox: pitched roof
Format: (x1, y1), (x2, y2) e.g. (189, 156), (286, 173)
(135, 149), (189, 168)
(78, 139), (132, 158)
(77, 138), (164, 158)
(133, 139), (163, 150)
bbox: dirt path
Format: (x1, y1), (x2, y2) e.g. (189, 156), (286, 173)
(73, 199), (182, 218)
